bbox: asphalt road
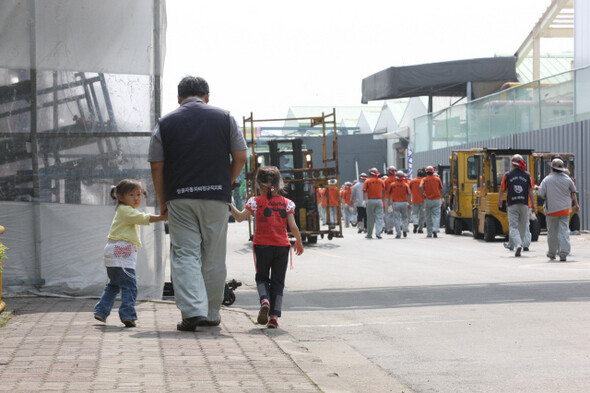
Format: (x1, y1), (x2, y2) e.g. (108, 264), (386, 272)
(225, 221), (590, 393)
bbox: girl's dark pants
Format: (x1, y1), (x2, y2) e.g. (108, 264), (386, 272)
(254, 245), (289, 317)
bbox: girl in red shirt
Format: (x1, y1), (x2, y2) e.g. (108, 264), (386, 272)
(230, 166), (303, 328)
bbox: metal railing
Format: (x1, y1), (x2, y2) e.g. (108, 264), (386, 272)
(413, 65), (590, 153)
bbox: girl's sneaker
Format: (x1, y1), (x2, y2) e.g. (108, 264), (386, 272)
(94, 314), (107, 323)
(257, 300), (270, 325)
(122, 320), (136, 328)
(267, 317), (279, 329)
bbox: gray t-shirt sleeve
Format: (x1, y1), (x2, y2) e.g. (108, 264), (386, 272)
(229, 115), (247, 152)
(148, 123), (164, 162)
(569, 177), (577, 193)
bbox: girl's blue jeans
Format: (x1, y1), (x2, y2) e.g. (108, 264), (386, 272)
(94, 267), (137, 321)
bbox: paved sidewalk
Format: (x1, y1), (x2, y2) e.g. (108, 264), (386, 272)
(0, 297), (320, 393)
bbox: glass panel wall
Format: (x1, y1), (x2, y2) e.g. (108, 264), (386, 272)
(413, 65), (590, 153)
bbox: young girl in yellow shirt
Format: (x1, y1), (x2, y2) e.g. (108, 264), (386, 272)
(94, 179), (167, 327)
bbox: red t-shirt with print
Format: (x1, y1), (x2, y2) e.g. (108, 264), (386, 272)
(245, 195), (295, 247)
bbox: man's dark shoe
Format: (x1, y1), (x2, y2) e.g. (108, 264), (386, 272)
(433, 232), (438, 238)
(197, 318), (221, 327)
(413, 226), (418, 233)
(418, 229), (424, 233)
(523, 247), (529, 251)
(403, 231), (407, 237)
(515, 247), (522, 257)
(177, 316), (207, 331)
(559, 255), (567, 262)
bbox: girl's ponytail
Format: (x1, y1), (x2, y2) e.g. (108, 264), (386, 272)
(266, 185), (277, 200)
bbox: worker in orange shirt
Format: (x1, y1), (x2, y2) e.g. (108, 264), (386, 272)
(388, 171), (411, 238)
(351, 174), (367, 233)
(420, 166), (444, 238)
(363, 168), (385, 239)
(340, 181), (354, 227)
(326, 184), (339, 228)
(383, 167), (396, 235)
(316, 187), (327, 225)
(409, 169), (426, 233)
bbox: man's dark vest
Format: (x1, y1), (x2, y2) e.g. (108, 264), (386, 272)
(158, 99), (232, 202)
(505, 168), (531, 206)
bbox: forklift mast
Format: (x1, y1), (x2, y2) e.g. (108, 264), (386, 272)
(242, 110), (343, 243)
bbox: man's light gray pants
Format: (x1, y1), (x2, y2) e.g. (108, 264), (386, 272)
(385, 205), (394, 232)
(507, 203), (529, 249)
(168, 199), (228, 321)
(546, 215), (571, 258)
(424, 198), (441, 236)
(411, 202), (425, 230)
(392, 201), (409, 235)
(366, 199), (384, 237)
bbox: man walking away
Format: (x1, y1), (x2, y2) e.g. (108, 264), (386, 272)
(149, 76), (247, 331)
(363, 168), (385, 239)
(420, 166), (443, 238)
(537, 159), (580, 261)
(409, 169), (426, 233)
(351, 173), (367, 233)
(497, 154), (535, 257)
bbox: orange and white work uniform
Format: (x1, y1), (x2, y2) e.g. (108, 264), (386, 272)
(340, 186), (353, 227)
(409, 176), (425, 233)
(383, 174), (396, 233)
(363, 176), (385, 238)
(326, 186), (339, 227)
(420, 174), (443, 237)
(388, 178), (411, 238)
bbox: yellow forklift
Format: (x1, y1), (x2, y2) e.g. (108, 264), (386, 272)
(470, 148), (539, 242)
(445, 149), (480, 235)
(532, 152), (579, 233)
(242, 111), (343, 243)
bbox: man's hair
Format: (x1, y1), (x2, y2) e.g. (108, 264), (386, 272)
(177, 76), (209, 98)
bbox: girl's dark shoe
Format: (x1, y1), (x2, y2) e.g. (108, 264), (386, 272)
(94, 314), (107, 323)
(122, 320), (136, 328)
(267, 317), (279, 329)
(257, 302), (270, 325)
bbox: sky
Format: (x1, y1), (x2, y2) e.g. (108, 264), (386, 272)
(162, 0), (570, 122)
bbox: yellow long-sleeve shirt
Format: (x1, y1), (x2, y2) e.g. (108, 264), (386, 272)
(107, 205), (151, 248)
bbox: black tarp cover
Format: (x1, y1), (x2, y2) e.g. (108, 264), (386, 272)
(361, 57), (517, 103)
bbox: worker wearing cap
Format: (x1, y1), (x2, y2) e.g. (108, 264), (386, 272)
(351, 173), (367, 233)
(420, 166), (443, 238)
(498, 154), (536, 257)
(326, 184), (339, 228)
(383, 166), (397, 235)
(388, 170), (411, 238)
(537, 158), (580, 261)
(340, 182), (354, 228)
(363, 168), (385, 239)
(409, 169), (426, 233)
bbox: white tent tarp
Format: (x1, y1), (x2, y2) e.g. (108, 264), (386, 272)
(0, 0), (165, 75)
(0, 202), (167, 300)
(0, 0), (167, 300)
